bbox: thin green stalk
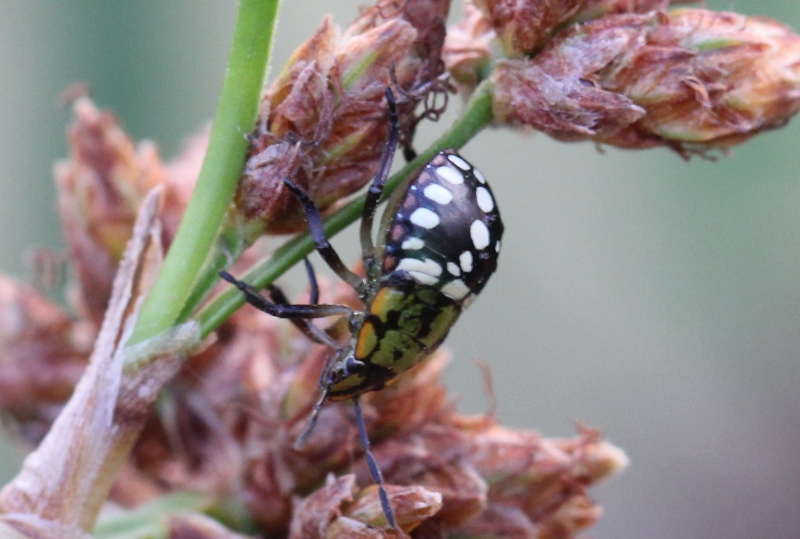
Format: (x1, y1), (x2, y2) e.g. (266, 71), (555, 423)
(129, 0), (279, 345)
(197, 79), (495, 338)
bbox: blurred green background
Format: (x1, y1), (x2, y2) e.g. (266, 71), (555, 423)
(1, 1), (799, 538)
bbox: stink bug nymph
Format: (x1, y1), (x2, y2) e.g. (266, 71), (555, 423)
(220, 89), (503, 530)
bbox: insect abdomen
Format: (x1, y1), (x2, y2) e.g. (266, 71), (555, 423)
(356, 281), (458, 370)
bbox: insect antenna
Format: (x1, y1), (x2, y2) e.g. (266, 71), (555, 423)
(282, 178), (366, 297)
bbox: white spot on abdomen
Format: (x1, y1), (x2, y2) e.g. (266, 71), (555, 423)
(397, 257), (443, 278)
(407, 271), (438, 285)
(401, 237), (425, 251)
(423, 184), (453, 205)
(447, 154), (470, 170)
(476, 187), (494, 213)
(470, 220), (490, 250)
(459, 251), (473, 273)
(441, 279), (470, 300)
(436, 166), (464, 185)
(410, 208), (440, 229)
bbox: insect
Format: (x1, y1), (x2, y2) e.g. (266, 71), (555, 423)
(220, 89), (503, 529)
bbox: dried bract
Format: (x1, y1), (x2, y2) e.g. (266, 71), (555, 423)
(237, 0), (450, 235)
(453, 424), (628, 538)
(289, 475), (441, 538)
(575, 0), (693, 21)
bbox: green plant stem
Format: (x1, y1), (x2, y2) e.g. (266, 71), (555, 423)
(129, 0), (279, 346)
(197, 79), (495, 338)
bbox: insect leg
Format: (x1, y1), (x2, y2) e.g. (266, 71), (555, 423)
(262, 262), (341, 349)
(220, 271), (353, 320)
(353, 396), (398, 529)
(282, 180), (366, 297)
(293, 368), (335, 450)
(359, 88), (400, 283)
(303, 257), (320, 305)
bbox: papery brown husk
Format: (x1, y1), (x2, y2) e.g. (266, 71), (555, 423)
(442, 2), (497, 91)
(0, 97), (211, 449)
(0, 278), (93, 442)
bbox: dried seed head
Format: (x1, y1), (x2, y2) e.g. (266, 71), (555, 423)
(237, 0), (451, 235)
(0, 256), (627, 537)
(491, 10), (800, 153)
(289, 474), (440, 538)
(452, 424), (628, 537)
(443, 0), (698, 93)
(537, 494), (603, 539)
(468, 0), (698, 59)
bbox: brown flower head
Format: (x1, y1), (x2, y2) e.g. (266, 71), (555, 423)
(491, 9), (800, 153)
(467, 0), (697, 59)
(443, 0), (696, 94)
(600, 9), (800, 151)
(237, 0), (451, 236)
(0, 242), (627, 538)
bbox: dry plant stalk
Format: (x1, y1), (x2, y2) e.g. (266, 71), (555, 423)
(1, 0), (800, 538)
(0, 189), (200, 537)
